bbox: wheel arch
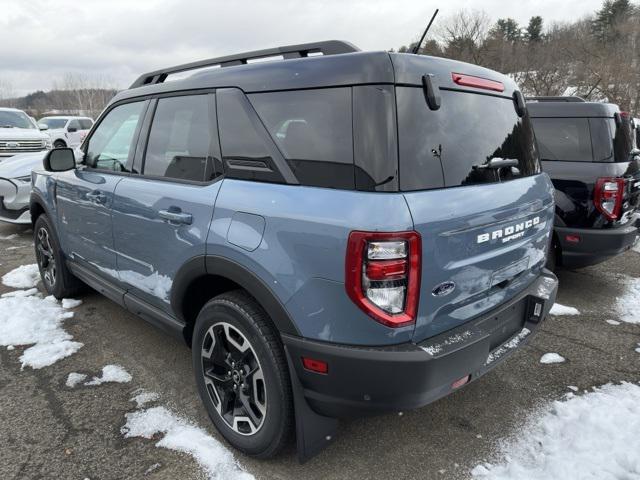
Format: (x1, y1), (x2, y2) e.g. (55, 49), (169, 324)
(172, 255), (301, 346)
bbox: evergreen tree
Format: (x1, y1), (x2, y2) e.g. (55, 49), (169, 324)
(592, 0), (632, 42)
(525, 16), (544, 43)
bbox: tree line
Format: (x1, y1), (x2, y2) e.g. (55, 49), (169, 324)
(396, 0), (640, 111)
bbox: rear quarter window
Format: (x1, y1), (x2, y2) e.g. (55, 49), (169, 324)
(397, 88), (540, 191)
(248, 88), (354, 189)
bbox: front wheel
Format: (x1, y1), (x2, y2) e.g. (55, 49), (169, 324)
(34, 214), (83, 298)
(192, 291), (293, 458)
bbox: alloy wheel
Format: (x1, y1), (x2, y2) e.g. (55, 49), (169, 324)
(36, 227), (56, 288)
(201, 322), (267, 435)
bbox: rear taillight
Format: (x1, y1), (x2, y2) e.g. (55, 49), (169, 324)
(345, 231), (421, 328)
(594, 177), (625, 221)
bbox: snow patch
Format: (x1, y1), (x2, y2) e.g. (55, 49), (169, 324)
(2, 288), (38, 298)
(486, 328), (531, 365)
(122, 406), (253, 480)
(2, 264), (40, 289)
(471, 382), (640, 479)
(131, 390), (160, 408)
(62, 298), (82, 309)
(549, 303), (580, 316)
(85, 365), (132, 386)
(421, 330), (473, 356)
(540, 353), (566, 364)
(606, 319), (621, 326)
(0, 292), (82, 368)
(66, 372), (87, 388)
(615, 276), (640, 324)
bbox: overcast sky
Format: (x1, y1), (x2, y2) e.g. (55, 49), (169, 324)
(1, 0), (604, 95)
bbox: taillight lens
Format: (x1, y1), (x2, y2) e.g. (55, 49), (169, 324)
(345, 231), (421, 328)
(594, 177), (625, 221)
(451, 72), (505, 92)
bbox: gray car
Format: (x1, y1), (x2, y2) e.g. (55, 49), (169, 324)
(29, 41), (559, 461)
(0, 151), (46, 224)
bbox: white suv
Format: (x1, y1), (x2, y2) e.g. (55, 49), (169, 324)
(38, 116), (94, 149)
(0, 108), (52, 159)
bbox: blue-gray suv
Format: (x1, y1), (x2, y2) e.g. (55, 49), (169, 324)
(30, 41), (558, 461)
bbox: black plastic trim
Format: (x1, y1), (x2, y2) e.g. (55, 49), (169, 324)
(67, 261), (126, 307)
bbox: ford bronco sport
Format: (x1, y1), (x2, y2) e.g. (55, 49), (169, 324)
(528, 97), (640, 269)
(30, 41), (558, 460)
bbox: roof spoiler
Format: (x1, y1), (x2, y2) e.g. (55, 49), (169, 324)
(526, 96), (586, 103)
(129, 40), (360, 89)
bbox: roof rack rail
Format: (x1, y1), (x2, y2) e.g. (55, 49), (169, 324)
(129, 40), (360, 89)
(526, 96), (586, 103)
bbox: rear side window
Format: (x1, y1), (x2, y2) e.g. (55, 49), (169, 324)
(589, 118), (614, 162)
(249, 88), (354, 189)
(79, 119), (93, 130)
(397, 88), (540, 191)
(530, 118), (593, 162)
(143, 95), (213, 182)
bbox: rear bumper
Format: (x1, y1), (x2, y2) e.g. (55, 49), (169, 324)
(283, 270), (558, 418)
(556, 216), (639, 268)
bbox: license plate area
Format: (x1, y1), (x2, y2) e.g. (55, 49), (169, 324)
(476, 298), (527, 352)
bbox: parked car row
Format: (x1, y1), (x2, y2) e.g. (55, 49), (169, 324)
(1, 41), (639, 462)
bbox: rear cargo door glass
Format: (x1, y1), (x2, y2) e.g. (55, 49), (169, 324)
(529, 117), (593, 162)
(397, 88), (539, 191)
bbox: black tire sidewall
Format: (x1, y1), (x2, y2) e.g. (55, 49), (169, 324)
(192, 297), (289, 457)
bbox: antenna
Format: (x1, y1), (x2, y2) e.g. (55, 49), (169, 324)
(411, 9), (439, 55)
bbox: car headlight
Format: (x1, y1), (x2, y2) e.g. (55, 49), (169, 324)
(43, 139), (52, 149)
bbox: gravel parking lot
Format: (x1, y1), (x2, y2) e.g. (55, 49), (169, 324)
(1, 221), (639, 480)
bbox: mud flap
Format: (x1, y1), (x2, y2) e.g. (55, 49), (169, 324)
(284, 346), (338, 463)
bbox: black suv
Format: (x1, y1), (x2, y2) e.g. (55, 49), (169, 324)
(528, 97), (640, 269)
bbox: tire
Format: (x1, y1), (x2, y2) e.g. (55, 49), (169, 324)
(192, 290), (293, 458)
(53, 140), (67, 149)
(34, 214), (83, 298)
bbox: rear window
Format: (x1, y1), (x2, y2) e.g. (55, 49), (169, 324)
(531, 118), (593, 162)
(397, 88), (540, 191)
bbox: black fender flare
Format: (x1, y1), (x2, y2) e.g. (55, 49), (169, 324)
(171, 255), (301, 337)
(29, 192), (55, 225)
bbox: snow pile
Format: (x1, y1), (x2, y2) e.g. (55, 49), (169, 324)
(123, 406), (253, 480)
(131, 390), (160, 408)
(633, 239), (640, 253)
(66, 372), (87, 387)
(2, 288), (38, 298)
(549, 303), (580, 316)
(606, 319), (621, 326)
(0, 293), (82, 368)
(472, 382), (640, 479)
(2, 264), (40, 289)
(85, 365), (132, 386)
(615, 276), (640, 324)
(540, 353), (566, 364)
(62, 298), (82, 309)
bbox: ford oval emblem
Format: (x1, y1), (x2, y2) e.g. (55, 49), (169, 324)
(432, 281), (456, 297)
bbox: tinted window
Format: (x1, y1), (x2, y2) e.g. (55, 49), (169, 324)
(217, 89), (285, 184)
(68, 119), (80, 130)
(79, 119), (93, 130)
(143, 95), (213, 182)
(249, 88), (354, 189)
(398, 88), (540, 191)
(39, 118), (68, 129)
(530, 117), (593, 162)
(589, 118), (614, 162)
(86, 102), (145, 171)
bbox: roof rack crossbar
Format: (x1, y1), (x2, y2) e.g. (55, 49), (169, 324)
(526, 96), (586, 103)
(129, 40), (360, 89)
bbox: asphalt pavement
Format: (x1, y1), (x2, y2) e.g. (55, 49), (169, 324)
(1, 222), (639, 480)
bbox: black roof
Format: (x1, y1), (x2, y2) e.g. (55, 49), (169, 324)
(110, 41), (519, 105)
(527, 99), (620, 118)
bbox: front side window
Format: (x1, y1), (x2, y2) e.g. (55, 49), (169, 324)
(249, 88), (353, 189)
(68, 119), (80, 131)
(143, 95), (213, 182)
(79, 119), (93, 130)
(86, 101), (145, 172)
(530, 117), (593, 162)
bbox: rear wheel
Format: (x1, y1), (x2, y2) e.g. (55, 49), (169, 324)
(34, 214), (83, 298)
(192, 291), (293, 458)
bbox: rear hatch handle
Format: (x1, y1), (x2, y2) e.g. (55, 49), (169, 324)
(473, 158), (519, 170)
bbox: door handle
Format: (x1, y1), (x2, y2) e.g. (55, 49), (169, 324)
(159, 209), (193, 225)
(86, 190), (107, 204)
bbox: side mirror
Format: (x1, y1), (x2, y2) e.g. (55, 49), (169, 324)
(43, 148), (76, 172)
(67, 126), (78, 133)
(38, 123), (49, 131)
